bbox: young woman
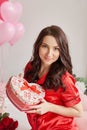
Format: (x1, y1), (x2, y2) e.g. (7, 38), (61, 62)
(24, 25), (83, 130)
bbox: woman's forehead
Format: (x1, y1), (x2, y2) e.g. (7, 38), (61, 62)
(42, 35), (59, 46)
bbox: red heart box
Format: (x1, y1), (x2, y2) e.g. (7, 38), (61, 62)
(6, 76), (45, 111)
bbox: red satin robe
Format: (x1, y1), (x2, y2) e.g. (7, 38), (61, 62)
(24, 63), (81, 130)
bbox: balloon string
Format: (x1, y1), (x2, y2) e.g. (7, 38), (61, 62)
(0, 45), (5, 83)
(0, 45), (6, 108)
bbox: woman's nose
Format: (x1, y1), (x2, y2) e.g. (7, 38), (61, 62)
(47, 49), (53, 56)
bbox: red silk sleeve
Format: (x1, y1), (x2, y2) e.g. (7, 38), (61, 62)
(24, 62), (32, 74)
(61, 72), (81, 107)
(24, 61), (32, 81)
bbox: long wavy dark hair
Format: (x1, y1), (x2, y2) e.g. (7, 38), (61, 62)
(24, 25), (73, 90)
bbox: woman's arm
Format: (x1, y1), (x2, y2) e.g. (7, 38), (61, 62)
(49, 101), (83, 117)
(25, 99), (83, 117)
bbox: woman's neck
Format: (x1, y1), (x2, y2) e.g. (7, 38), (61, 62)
(38, 64), (50, 78)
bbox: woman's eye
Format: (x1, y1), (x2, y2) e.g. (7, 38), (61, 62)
(42, 44), (47, 48)
(54, 47), (60, 51)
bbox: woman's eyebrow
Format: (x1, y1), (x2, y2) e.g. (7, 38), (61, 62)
(42, 43), (59, 48)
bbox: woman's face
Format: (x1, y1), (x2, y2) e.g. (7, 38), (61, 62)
(39, 35), (60, 67)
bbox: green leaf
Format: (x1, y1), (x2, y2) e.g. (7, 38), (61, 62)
(2, 112), (9, 118)
(0, 113), (3, 120)
(0, 112), (9, 121)
(76, 77), (87, 88)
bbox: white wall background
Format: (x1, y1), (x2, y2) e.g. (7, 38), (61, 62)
(0, 0), (87, 82)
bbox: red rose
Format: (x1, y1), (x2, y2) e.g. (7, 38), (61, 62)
(0, 112), (18, 130)
(1, 117), (14, 128)
(9, 121), (18, 130)
(0, 122), (4, 130)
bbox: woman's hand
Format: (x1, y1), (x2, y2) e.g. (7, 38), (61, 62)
(18, 73), (23, 78)
(25, 99), (52, 115)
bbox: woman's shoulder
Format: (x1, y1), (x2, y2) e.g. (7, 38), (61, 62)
(62, 72), (76, 85)
(24, 61), (32, 73)
(61, 72), (81, 107)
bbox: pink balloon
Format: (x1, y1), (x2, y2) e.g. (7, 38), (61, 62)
(0, 0), (8, 19)
(1, 1), (22, 23)
(0, 0), (8, 5)
(0, 41), (4, 46)
(0, 22), (15, 44)
(80, 92), (87, 111)
(0, 18), (3, 24)
(9, 23), (25, 46)
(75, 111), (87, 130)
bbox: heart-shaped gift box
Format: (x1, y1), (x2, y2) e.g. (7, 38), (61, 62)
(6, 76), (45, 111)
